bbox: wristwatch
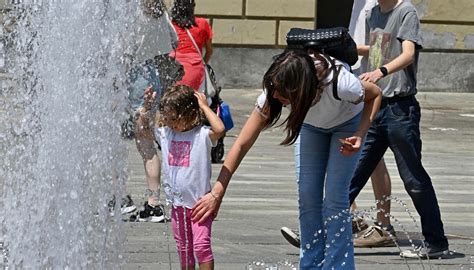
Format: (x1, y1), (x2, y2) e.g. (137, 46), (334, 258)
(379, 66), (389, 77)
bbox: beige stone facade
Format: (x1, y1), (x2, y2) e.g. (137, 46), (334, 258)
(1, 0), (472, 50)
(1, 0), (473, 91)
(187, 0), (474, 51)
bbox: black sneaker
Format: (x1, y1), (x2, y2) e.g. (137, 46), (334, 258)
(120, 195), (137, 214)
(108, 195), (137, 216)
(138, 202), (165, 223)
(281, 227), (300, 248)
(400, 242), (449, 259)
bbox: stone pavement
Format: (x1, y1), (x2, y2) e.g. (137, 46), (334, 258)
(123, 90), (474, 270)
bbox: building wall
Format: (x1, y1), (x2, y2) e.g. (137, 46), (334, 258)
(1, 0), (473, 91)
(187, 0), (474, 50)
(188, 0), (474, 92)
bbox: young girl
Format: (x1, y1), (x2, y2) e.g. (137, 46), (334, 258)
(141, 85), (224, 270)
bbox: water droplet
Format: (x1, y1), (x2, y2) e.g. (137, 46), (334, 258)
(70, 190), (78, 199)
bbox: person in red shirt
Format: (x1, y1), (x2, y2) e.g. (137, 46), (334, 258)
(170, 0), (213, 91)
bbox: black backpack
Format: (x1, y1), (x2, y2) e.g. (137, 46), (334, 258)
(286, 27), (358, 66)
(286, 27), (358, 100)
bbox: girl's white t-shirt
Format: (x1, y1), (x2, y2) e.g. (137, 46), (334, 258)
(156, 126), (217, 209)
(257, 57), (364, 129)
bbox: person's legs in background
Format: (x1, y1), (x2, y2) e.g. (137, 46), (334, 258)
(134, 114), (165, 222)
(128, 62), (165, 222)
(349, 107), (397, 247)
(350, 160), (393, 234)
(371, 158), (391, 227)
(385, 98), (448, 258)
(352, 158), (396, 247)
(135, 136), (161, 205)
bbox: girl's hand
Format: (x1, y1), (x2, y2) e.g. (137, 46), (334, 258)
(143, 86), (156, 112)
(339, 136), (363, 156)
(194, 92), (209, 109)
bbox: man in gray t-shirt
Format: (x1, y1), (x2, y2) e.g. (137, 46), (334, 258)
(348, 0), (449, 259)
(365, 0), (422, 97)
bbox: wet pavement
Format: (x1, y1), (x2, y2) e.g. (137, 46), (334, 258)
(0, 90), (473, 269)
(123, 90), (474, 269)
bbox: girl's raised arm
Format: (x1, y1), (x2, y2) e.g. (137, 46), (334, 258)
(194, 92), (225, 142)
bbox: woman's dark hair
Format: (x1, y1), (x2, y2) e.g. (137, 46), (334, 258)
(159, 85), (203, 130)
(140, 0), (166, 18)
(170, 0), (197, 29)
(262, 49), (325, 145)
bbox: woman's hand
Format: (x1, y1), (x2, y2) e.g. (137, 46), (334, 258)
(192, 191), (222, 224)
(339, 135), (363, 156)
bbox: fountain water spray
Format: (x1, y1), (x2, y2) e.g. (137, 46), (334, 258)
(0, 0), (147, 268)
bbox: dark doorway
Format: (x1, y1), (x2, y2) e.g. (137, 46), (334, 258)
(316, 0), (354, 28)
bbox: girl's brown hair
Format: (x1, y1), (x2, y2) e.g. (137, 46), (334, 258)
(262, 49), (326, 145)
(159, 85), (203, 130)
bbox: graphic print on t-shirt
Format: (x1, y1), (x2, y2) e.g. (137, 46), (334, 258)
(368, 31), (392, 72)
(169, 140), (191, 167)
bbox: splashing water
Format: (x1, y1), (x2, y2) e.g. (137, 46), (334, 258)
(246, 260), (297, 270)
(0, 0), (148, 268)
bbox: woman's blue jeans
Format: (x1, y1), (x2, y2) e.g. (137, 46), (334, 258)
(295, 113), (362, 270)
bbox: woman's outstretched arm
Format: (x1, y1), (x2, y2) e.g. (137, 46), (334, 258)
(191, 108), (267, 223)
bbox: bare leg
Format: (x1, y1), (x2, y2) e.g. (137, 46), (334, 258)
(198, 261), (214, 270)
(350, 201), (357, 212)
(370, 158), (391, 227)
(135, 113), (161, 206)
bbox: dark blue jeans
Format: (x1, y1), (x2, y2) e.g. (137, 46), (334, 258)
(349, 95), (448, 247)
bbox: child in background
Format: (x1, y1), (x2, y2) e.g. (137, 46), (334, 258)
(140, 85), (224, 270)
